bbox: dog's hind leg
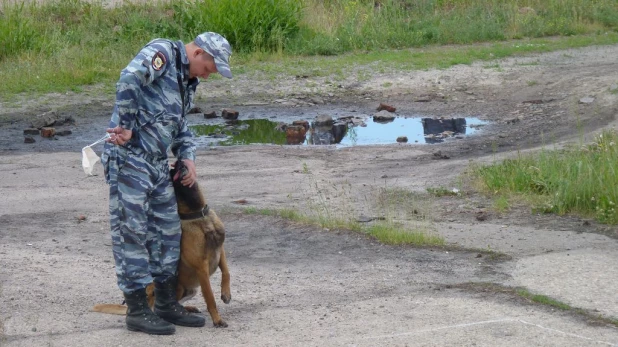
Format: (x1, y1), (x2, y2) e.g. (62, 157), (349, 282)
(219, 247), (231, 304)
(196, 261), (227, 328)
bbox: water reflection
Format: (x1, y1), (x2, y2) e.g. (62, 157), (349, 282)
(191, 119), (287, 146)
(190, 116), (486, 147)
(421, 118), (468, 144)
(307, 123), (347, 145)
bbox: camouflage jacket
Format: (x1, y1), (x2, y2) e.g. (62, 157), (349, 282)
(106, 38), (198, 162)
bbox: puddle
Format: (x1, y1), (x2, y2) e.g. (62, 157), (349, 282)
(190, 116), (487, 147)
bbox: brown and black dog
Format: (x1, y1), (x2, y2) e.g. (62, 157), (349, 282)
(93, 160), (231, 327)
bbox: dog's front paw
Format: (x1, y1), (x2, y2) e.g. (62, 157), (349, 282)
(214, 319), (228, 328)
(221, 293), (231, 304)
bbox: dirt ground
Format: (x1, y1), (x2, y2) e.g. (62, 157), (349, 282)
(1, 44), (618, 346)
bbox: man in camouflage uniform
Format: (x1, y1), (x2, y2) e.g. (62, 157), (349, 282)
(101, 32), (232, 335)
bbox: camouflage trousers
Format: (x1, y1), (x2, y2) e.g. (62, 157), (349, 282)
(103, 145), (181, 294)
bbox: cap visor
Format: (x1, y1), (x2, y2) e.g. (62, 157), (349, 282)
(214, 58), (232, 79)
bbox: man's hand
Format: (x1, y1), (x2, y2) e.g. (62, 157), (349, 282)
(106, 126), (133, 146)
(180, 159), (197, 187)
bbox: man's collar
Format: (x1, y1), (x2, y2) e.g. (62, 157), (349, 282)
(178, 43), (200, 87)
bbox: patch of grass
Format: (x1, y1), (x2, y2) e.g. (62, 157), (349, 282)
(492, 195), (510, 213)
(289, 0), (618, 55)
(427, 187), (461, 197)
(454, 283), (618, 328)
(244, 206), (362, 231)
(366, 222), (444, 246)
(472, 129), (618, 224)
(2, 1), (618, 96)
(527, 80), (538, 86)
(244, 207), (278, 216)
(516, 288), (571, 310)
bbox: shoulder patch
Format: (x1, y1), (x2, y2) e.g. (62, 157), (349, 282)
(152, 51), (166, 71)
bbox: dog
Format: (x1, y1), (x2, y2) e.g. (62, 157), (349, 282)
(93, 159), (231, 327)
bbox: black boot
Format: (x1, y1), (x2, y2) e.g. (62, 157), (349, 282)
(124, 289), (175, 335)
(154, 277), (206, 327)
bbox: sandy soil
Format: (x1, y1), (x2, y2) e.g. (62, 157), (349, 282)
(1, 44), (617, 346)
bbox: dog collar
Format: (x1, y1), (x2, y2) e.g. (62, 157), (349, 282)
(178, 205), (209, 220)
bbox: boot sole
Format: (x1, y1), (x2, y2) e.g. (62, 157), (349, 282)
(160, 318), (206, 328)
(127, 325), (176, 335)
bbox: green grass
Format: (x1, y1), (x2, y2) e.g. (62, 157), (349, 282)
(366, 222), (445, 246)
(473, 130), (618, 224)
(243, 176), (444, 247)
(427, 186), (461, 197)
(244, 206), (362, 231)
(492, 195), (511, 213)
(458, 283), (618, 327)
(1, 0), (618, 96)
(516, 288), (572, 310)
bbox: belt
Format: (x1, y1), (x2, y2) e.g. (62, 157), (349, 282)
(118, 145), (168, 165)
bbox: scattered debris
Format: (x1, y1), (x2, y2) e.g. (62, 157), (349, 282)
(373, 110), (395, 123)
(579, 96), (595, 104)
(40, 127), (56, 138)
(376, 103), (396, 112)
(475, 211), (488, 221)
(222, 109), (239, 120)
(432, 151), (450, 159)
(233, 199), (248, 205)
(56, 130), (72, 136)
(188, 106), (203, 114)
(313, 115), (334, 126)
(292, 120), (310, 131)
(23, 128), (39, 135)
(204, 111), (217, 119)
(285, 125), (307, 145)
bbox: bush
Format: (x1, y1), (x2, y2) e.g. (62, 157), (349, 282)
(0, 3), (38, 60)
(170, 0), (302, 53)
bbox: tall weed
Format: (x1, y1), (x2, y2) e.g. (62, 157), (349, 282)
(170, 0), (302, 53)
(0, 3), (37, 60)
(473, 130), (618, 224)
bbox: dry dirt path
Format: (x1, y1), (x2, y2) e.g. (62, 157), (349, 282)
(1, 44), (618, 346)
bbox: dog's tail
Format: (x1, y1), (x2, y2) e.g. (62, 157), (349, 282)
(92, 304), (127, 315)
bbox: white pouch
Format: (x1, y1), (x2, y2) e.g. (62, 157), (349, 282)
(81, 134), (110, 176)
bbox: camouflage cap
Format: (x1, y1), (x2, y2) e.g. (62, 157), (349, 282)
(195, 32), (232, 79)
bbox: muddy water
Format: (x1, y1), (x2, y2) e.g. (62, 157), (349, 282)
(190, 116), (487, 147)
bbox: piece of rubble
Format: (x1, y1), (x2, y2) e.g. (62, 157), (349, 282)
(188, 106), (203, 114)
(41, 127), (56, 138)
(313, 115), (333, 126)
(56, 130), (72, 136)
(396, 136), (408, 143)
(376, 103), (396, 112)
(579, 96), (595, 104)
(292, 120), (309, 131)
(23, 128), (39, 135)
(204, 111), (217, 119)
(221, 109), (239, 120)
(373, 110), (395, 122)
(24, 136), (36, 143)
(31, 111), (58, 129)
